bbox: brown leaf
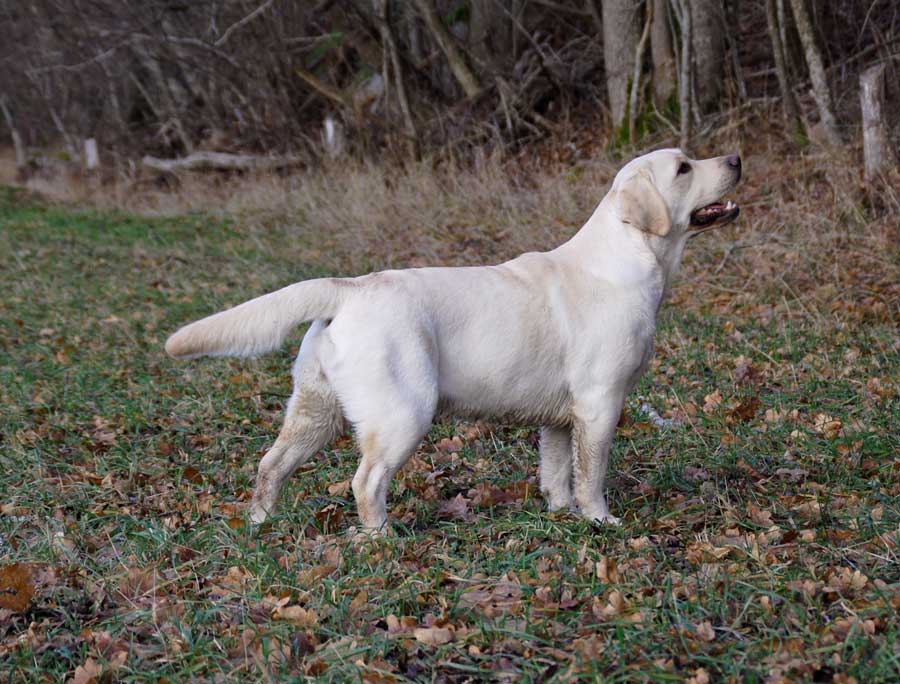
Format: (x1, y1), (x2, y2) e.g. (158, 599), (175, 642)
(0, 563), (35, 612)
(438, 493), (469, 520)
(118, 566), (160, 600)
(812, 413), (842, 440)
(413, 626), (453, 646)
(297, 564), (338, 585)
(703, 389), (723, 414)
(349, 590), (368, 615)
(274, 605), (318, 627)
(729, 396), (761, 422)
(315, 503), (344, 532)
(327, 480), (351, 496)
(458, 581), (523, 617)
(69, 658), (103, 684)
(182, 467), (203, 484)
(695, 620), (716, 642)
(595, 556), (619, 584)
(795, 500), (821, 523)
(686, 668), (710, 684)
(733, 357), (760, 384)
(592, 590), (627, 619)
(747, 503), (774, 527)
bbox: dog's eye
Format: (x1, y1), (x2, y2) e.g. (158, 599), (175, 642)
(677, 162), (692, 175)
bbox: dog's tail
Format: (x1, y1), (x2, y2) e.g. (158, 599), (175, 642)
(165, 278), (349, 359)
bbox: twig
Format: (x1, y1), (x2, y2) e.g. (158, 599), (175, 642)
(627, 2), (653, 144)
(214, 0), (275, 47)
(295, 69), (355, 111)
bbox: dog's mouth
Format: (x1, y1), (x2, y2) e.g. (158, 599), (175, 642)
(689, 200), (740, 233)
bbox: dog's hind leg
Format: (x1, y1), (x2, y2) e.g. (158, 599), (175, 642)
(539, 425), (574, 511)
(250, 322), (343, 524)
(351, 402), (434, 533)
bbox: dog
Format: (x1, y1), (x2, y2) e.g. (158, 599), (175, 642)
(165, 148), (741, 532)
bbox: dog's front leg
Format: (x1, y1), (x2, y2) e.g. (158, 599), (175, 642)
(572, 400), (624, 525)
(539, 426), (573, 511)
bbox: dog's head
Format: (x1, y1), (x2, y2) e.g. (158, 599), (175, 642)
(612, 148), (741, 239)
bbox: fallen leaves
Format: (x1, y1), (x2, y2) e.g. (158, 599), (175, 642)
(703, 389), (723, 414)
(812, 413), (843, 440)
(437, 493), (469, 520)
(273, 605), (319, 627)
(457, 580), (523, 617)
(695, 621), (716, 642)
(0, 563), (36, 612)
(413, 626), (453, 646)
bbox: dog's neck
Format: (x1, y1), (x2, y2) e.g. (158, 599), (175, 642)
(559, 197), (689, 304)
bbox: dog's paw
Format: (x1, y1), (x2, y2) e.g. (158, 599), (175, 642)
(348, 524), (392, 545)
(248, 504), (270, 525)
(543, 493), (574, 512)
(581, 509), (622, 527)
(591, 513), (622, 527)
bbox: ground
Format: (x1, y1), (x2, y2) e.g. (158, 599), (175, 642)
(1, 136), (899, 683)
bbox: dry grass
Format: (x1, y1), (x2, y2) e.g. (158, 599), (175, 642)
(8, 115), (899, 328)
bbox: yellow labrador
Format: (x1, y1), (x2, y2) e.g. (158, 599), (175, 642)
(166, 148), (741, 531)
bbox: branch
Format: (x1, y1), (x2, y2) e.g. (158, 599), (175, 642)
(411, 0), (482, 98)
(142, 151), (302, 173)
(627, 2), (653, 143)
(214, 0), (275, 47)
(295, 69), (355, 111)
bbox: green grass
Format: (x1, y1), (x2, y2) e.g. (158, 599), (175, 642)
(1, 186), (899, 683)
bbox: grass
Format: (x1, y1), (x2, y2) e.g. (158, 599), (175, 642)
(1, 128), (899, 683)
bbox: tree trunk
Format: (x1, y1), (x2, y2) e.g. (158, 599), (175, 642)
(628, 4), (653, 142)
(691, 0), (726, 112)
(765, 0), (803, 136)
(670, 0), (693, 149)
(787, 0), (841, 145)
(602, 0), (640, 128)
(860, 63), (897, 183)
(470, 0), (513, 71)
(0, 96), (27, 171)
(375, 0), (418, 157)
(651, 0), (676, 108)
(412, 0), (482, 98)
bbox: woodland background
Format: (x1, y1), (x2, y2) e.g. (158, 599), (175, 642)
(0, 0), (898, 168)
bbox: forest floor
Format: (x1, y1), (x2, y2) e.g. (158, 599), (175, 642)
(1, 122), (899, 682)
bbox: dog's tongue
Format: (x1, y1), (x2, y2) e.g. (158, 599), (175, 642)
(690, 200), (739, 227)
(693, 203), (725, 220)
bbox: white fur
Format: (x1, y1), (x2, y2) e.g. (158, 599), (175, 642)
(166, 148), (741, 531)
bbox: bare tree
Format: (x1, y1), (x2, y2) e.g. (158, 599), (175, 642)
(374, 0), (418, 156)
(0, 95), (27, 171)
(765, 0), (804, 137)
(670, 0), (694, 149)
(412, 0), (482, 98)
(691, 0), (726, 112)
(860, 63), (897, 183)
(787, 0), (842, 145)
(469, 0), (515, 72)
(651, 0), (677, 108)
(602, 0), (640, 129)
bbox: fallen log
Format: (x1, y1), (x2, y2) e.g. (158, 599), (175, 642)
(142, 151), (302, 173)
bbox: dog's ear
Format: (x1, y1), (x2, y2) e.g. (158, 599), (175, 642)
(617, 171), (671, 237)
